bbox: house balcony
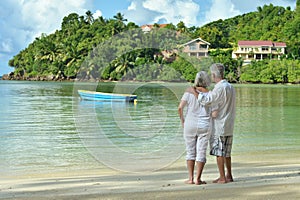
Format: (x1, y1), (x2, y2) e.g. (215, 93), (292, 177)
(233, 52), (283, 62)
(184, 48), (208, 53)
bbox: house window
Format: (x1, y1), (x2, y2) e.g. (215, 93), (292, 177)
(198, 52), (206, 57)
(262, 47), (269, 51)
(189, 44), (197, 50)
(199, 44), (207, 49)
(256, 54), (262, 60)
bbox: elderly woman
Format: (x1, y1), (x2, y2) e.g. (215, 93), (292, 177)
(178, 71), (213, 185)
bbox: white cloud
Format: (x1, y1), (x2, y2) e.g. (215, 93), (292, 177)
(231, 0), (296, 13)
(21, 0), (92, 40)
(204, 0), (241, 24)
(0, 0), (92, 55)
(1, 39), (13, 53)
(204, 0), (296, 24)
(124, 1), (159, 25)
(124, 0), (200, 26)
(0, 0), (93, 74)
(128, 2), (137, 10)
(124, 0), (297, 27)
(93, 10), (103, 19)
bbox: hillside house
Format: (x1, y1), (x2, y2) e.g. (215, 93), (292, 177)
(181, 38), (210, 58)
(140, 24), (210, 59)
(141, 24), (168, 33)
(232, 40), (286, 64)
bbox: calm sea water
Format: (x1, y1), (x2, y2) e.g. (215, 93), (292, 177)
(0, 81), (299, 175)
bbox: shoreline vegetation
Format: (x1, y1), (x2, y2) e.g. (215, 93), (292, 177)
(1, 73), (299, 85)
(6, 2), (300, 84)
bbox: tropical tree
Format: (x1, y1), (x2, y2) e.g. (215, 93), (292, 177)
(176, 21), (188, 33)
(85, 10), (94, 24)
(111, 53), (135, 79)
(113, 12), (127, 23)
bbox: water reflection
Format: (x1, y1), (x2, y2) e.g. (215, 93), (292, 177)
(234, 85), (300, 153)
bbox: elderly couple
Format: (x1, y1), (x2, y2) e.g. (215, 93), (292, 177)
(178, 63), (236, 185)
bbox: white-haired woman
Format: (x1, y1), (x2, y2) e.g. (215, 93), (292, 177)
(178, 71), (215, 185)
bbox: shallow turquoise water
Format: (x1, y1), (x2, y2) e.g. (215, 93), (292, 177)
(0, 81), (299, 174)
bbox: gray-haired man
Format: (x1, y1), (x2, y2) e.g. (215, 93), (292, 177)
(196, 63), (236, 183)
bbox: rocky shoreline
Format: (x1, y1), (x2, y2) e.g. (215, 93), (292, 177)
(1, 72), (75, 81)
(0, 72), (105, 82)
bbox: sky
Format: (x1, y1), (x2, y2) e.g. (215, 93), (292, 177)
(0, 0), (296, 75)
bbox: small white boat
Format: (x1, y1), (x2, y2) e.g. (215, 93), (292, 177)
(78, 90), (137, 102)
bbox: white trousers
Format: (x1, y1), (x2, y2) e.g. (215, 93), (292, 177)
(184, 127), (209, 162)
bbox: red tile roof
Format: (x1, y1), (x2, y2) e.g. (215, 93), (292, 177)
(141, 24), (168, 29)
(238, 40), (272, 46)
(238, 40), (286, 47)
(273, 42), (287, 47)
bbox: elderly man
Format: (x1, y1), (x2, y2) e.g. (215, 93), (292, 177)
(192, 63), (236, 184)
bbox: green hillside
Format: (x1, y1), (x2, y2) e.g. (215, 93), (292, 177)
(6, 2), (300, 83)
(196, 3), (300, 54)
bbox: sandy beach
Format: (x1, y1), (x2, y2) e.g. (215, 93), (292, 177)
(1, 154), (300, 200)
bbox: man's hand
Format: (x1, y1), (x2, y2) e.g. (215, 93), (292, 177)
(185, 86), (198, 98)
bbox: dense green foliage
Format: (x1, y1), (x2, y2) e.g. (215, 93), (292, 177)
(7, 1), (300, 83)
(240, 59), (300, 83)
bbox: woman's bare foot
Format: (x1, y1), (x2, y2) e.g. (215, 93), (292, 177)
(195, 180), (207, 185)
(184, 180), (195, 184)
(212, 178), (227, 184)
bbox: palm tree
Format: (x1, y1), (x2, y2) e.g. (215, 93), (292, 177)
(34, 34), (57, 62)
(85, 10), (94, 24)
(113, 12), (127, 23)
(111, 12), (128, 34)
(112, 53), (135, 78)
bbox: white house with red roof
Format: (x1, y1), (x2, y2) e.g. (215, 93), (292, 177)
(141, 24), (168, 33)
(232, 40), (286, 64)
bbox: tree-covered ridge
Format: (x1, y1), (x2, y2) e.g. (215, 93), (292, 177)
(196, 3), (299, 56)
(6, 2), (300, 83)
(8, 12), (139, 80)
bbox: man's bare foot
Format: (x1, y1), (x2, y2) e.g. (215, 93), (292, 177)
(195, 180), (207, 185)
(226, 178), (234, 182)
(212, 178), (227, 184)
(184, 180), (195, 184)
(226, 175), (234, 182)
